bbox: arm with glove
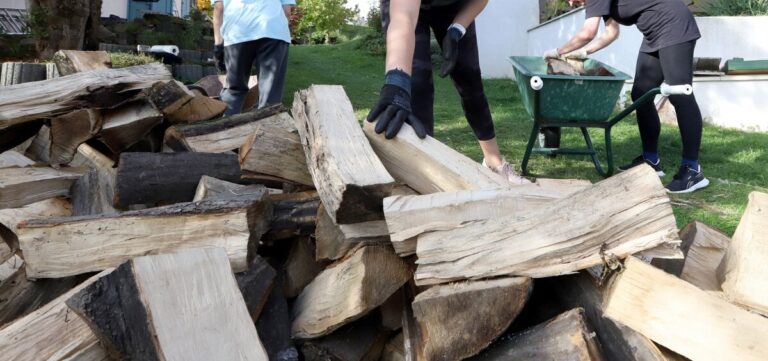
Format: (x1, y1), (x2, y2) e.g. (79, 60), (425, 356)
(544, 17), (619, 60)
(212, 1), (226, 73)
(439, 0), (488, 77)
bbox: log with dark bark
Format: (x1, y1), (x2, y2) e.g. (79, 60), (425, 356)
(147, 80), (195, 115)
(235, 255), (277, 323)
(0, 265), (83, 328)
(17, 196), (273, 278)
(258, 279), (299, 361)
(263, 191), (320, 242)
(0, 64), (171, 129)
(66, 248), (270, 360)
(114, 152), (241, 208)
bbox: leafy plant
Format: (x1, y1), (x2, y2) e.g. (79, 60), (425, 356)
(26, 5), (50, 42)
(357, 30), (385, 56)
(366, 4), (382, 34)
(109, 52), (159, 68)
(703, 0), (768, 15)
(295, 0), (357, 44)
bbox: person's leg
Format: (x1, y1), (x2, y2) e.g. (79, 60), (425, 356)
(659, 40), (702, 167)
(221, 40), (258, 116)
(631, 50), (665, 163)
(253, 38), (290, 108)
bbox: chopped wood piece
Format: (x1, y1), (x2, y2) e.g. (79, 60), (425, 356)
(672, 221), (730, 291)
(0, 150), (35, 168)
(49, 109), (102, 165)
(380, 288), (404, 331)
(114, 152), (241, 208)
(0, 264), (82, 327)
(383, 183), (589, 256)
(0, 64), (171, 129)
(549, 273), (667, 361)
(469, 308), (603, 361)
(0, 240), (11, 264)
(236, 255), (277, 322)
(190, 75), (259, 109)
(98, 100), (163, 153)
(71, 142), (115, 170)
(292, 246), (411, 339)
(23, 124), (51, 163)
(264, 191), (321, 242)
(193, 175), (268, 201)
(363, 121), (507, 194)
(258, 280), (298, 361)
(67, 248), (269, 360)
(381, 333), (405, 361)
(316, 204), (390, 261)
(414, 165), (680, 285)
(284, 236), (327, 298)
(0, 254), (22, 282)
(167, 94), (227, 124)
(53, 50), (111, 76)
(412, 277), (532, 361)
(300, 313), (390, 361)
(401, 284), (427, 361)
(0, 121), (43, 154)
(0, 270), (110, 361)
(69, 143), (118, 216)
(164, 104), (285, 153)
(239, 111), (313, 186)
(147, 80), (194, 114)
(0, 167), (85, 209)
(718, 191), (768, 314)
(292, 86), (395, 224)
(605, 257), (768, 361)
(0, 197), (72, 252)
(18, 196), (272, 278)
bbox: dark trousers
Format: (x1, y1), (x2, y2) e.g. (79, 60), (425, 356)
(632, 40), (703, 161)
(222, 38), (289, 116)
(381, 0), (495, 140)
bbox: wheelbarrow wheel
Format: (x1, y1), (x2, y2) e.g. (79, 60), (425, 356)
(539, 127), (561, 158)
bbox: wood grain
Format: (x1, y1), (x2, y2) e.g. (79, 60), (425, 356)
(0, 167), (84, 209)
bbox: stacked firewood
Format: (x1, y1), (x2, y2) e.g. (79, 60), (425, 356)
(0, 51), (767, 361)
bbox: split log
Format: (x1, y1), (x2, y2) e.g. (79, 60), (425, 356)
(23, 124), (51, 163)
(284, 236), (327, 298)
(114, 152), (241, 208)
(0, 255), (22, 283)
(147, 80), (194, 114)
(381, 333), (405, 361)
(49, 109), (102, 165)
(69, 143), (118, 216)
(239, 111), (313, 186)
(0, 240), (11, 264)
(718, 191), (768, 314)
(191, 75), (259, 110)
(414, 165), (681, 285)
(549, 272), (667, 361)
(17, 196), (273, 278)
(258, 281), (298, 361)
(0, 121), (43, 154)
(98, 100), (164, 154)
(0, 150), (35, 168)
(0, 270), (111, 361)
(0, 197), (72, 252)
(383, 183), (589, 256)
(316, 204), (390, 261)
(0, 64), (172, 129)
(401, 284), (427, 361)
(300, 313), (390, 361)
(264, 191), (321, 242)
(604, 257), (768, 361)
(67, 248), (269, 360)
(380, 288), (404, 331)
(292, 246), (411, 339)
(293, 85), (395, 224)
(0, 265), (82, 327)
(670, 221), (730, 291)
(236, 255), (277, 322)
(412, 277), (532, 361)
(167, 94), (227, 124)
(363, 121), (507, 194)
(0, 167), (86, 209)
(194, 175), (267, 202)
(52, 50), (111, 76)
(469, 308), (603, 361)
(164, 104), (284, 153)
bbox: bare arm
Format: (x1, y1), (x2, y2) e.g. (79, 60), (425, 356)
(453, 0), (488, 28)
(584, 18), (619, 54)
(213, 1), (224, 45)
(385, 0), (421, 74)
(556, 16), (600, 55)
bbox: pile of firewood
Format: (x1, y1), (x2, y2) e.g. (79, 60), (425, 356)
(1, 51), (767, 361)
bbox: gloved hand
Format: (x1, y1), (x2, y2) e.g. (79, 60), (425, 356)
(214, 43), (226, 73)
(563, 48), (588, 60)
(543, 48), (560, 60)
(366, 69), (428, 139)
(439, 24), (465, 78)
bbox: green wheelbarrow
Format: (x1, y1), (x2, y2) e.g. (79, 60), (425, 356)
(509, 56), (693, 177)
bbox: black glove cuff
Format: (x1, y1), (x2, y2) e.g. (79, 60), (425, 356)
(384, 69), (412, 97)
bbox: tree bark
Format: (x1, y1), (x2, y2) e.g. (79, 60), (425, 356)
(26, 0), (103, 59)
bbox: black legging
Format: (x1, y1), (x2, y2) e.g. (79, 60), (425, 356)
(631, 40), (703, 161)
(381, 0), (496, 140)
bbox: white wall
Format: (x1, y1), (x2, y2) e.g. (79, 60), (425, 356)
(476, 0), (539, 79)
(3, 0), (26, 9)
(102, 0), (128, 18)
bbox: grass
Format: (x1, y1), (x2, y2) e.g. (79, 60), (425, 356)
(283, 27), (768, 236)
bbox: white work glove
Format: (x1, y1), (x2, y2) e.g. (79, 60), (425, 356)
(562, 48), (589, 60)
(543, 48), (560, 60)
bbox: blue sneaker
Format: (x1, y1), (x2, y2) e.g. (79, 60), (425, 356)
(666, 165), (710, 194)
(618, 155), (665, 177)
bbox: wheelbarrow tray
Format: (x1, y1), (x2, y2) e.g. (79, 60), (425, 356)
(509, 56), (631, 125)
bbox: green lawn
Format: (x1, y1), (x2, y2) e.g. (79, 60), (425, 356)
(283, 33), (768, 236)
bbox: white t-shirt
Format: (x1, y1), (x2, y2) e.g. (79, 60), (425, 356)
(213, 0), (295, 46)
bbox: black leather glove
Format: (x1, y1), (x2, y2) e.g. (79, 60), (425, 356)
(366, 70), (428, 139)
(439, 25), (463, 78)
(214, 44), (226, 73)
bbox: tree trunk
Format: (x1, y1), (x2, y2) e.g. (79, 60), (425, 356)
(26, 0), (90, 59)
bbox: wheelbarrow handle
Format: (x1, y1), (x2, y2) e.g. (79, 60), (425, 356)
(660, 83), (693, 96)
